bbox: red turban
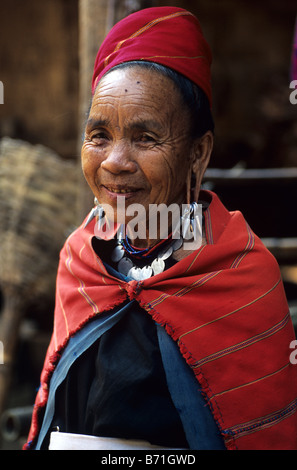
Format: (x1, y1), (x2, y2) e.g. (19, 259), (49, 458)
(92, 6), (212, 106)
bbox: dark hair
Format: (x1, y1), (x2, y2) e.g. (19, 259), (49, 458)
(105, 60), (214, 139)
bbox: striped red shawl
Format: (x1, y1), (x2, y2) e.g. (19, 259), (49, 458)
(24, 191), (297, 450)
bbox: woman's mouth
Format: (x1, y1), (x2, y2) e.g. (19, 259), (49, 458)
(102, 185), (142, 199)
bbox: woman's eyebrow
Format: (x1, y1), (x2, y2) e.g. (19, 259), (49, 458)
(128, 119), (163, 133)
(86, 117), (163, 133)
(85, 117), (110, 130)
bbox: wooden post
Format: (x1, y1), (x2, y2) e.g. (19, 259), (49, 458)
(0, 291), (22, 419)
(77, 0), (110, 222)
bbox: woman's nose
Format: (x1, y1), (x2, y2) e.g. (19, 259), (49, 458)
(101, 142), (138, 174)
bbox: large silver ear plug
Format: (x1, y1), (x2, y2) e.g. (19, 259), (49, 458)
(84, 198), (104, 228)
(181, 204), (192, 239)
(181, 202), (202, 240)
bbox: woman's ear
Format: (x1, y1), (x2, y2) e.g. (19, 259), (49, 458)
(191, 131), (213, 201)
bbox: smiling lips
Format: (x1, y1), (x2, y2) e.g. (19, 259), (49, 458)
(102, 185), (141, 196)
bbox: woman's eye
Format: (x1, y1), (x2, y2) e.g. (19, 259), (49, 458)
(138, 134), (156, 143)
(91, 132), (109, 143)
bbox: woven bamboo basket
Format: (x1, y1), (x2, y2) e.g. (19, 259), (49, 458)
(0, 137), (78, 299)
(0, 137), (78, 414)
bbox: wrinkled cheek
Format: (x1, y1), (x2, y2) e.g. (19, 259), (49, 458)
(81, 147), (101, 187)
(81, 162), (96, 191)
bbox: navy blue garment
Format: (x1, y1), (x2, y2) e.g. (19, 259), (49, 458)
(35, 262), (225, 450)
(47, 301), (189, 449)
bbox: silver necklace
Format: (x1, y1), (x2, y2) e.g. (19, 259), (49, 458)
(111, 236), (184, 280)
(84, 199), (202, 281)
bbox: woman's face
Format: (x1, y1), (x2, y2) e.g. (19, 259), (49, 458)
(81, 66), (200, 241)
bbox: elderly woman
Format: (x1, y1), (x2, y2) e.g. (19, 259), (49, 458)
(25, 7), (297, 450)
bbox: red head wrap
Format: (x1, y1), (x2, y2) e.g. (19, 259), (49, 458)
(92, 6), (212, 106)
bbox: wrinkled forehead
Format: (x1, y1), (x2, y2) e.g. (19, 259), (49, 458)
(90, 66), (188, 128)
(94, 64), (181, 102)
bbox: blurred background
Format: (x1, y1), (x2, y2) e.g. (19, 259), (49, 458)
(0, 0), (296, 450)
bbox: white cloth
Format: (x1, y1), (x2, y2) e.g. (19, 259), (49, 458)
(49, 431), (183, 450)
